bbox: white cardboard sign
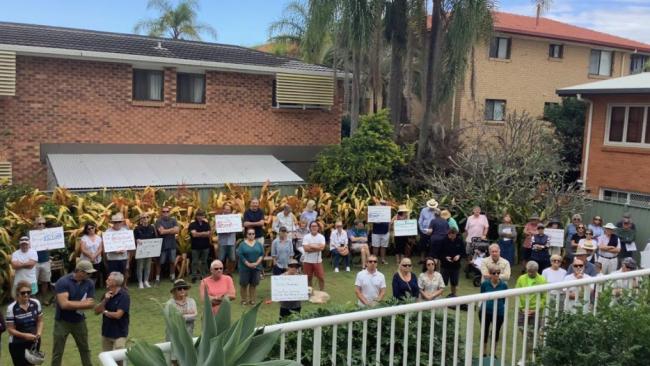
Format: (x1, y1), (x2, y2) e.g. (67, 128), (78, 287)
(367, 206), (391, 223)
(215, 214), (243, 234)
(103, 230), (136, 253)
(29, 227), (65, 251)
(135, 238), (163, 259)
(641, 251), (650, 269)
(271, 275), (309, 302)
(394, 220), (418, 237)
(545, 228), (565, 248)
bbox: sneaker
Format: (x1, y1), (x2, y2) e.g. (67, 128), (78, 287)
(334, 267), (339, 273)
(138, 282), (144, 289)
(345, 267), (350, 272)
(144, 281), (151, 288)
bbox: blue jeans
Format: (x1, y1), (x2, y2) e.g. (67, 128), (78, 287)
(331, 249), (350, 269)
(498, 239), (515, 265)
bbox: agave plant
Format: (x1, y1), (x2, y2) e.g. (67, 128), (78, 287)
(126, 293), (298, 366)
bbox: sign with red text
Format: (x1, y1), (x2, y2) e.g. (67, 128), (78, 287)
(103, 230), (136, 253)
(215, 214), (243, 234)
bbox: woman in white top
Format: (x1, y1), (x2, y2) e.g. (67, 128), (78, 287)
(418, 257), (445, 301)
(79, 222), (104, 286)
(542, 254), (566, 297)
(329, 220), (350, 272)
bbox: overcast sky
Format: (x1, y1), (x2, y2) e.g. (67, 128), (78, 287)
(1, 0), (649, 46)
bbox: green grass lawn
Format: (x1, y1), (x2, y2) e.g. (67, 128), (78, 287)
(0, 257), (523, 366)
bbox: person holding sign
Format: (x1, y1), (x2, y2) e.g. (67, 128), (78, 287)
(33, 216), (53, 305)
(279, 259), (303, 319)
(11, 236), (38, 297)
(133, 214), (157, 289)
(155, 207), (180, 284)
(80, 223), (105, 288)
(371, 200), (391, 265)
(392, 205), (413, 265)
(189, 209), (212, 283)
(217, 203), (237, 274)
(105, 213), (130, 278)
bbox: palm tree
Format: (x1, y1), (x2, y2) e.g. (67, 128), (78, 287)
(416, 0), (494, 160)
(533, 0), (553, 25)
(385, 0), (408, 137)
(134, 0), (217, 41)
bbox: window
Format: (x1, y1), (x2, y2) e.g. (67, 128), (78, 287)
(489, 37), (511, 59)
(176, 73), (205, 103)
(485, 99), (506, 121)
(603, 189), (650, 207)
(549, 44), (563, 59)
(630, 54), (648, 74)
(589, 50), (613, 76)
(132, 69), (163, 101)
(606, 105), (650, 145)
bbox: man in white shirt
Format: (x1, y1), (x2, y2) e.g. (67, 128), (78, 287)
(355, 255), (386, 307)
(302, 221), (326, 290)
(272, 204), (297, 236)
(11, 236), (38, 297)
(479, 244), (511, 281)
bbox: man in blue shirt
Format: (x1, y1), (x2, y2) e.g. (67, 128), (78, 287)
(94, 271), (130, 362)
(418, 199), (438, 261)
(51, 260), (96, 366)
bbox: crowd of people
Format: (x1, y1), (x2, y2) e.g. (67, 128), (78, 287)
(0, 198), (644, 365)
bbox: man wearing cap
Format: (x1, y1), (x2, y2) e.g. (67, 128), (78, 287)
(597, 223), (621, 275)
(51, 260), (96, 366)
(11, 236), (38, 298)
(371, 200), (391, 265)
(94, 271), (130, 364)
(105, 213), (130, 276)
(354, 255), (386, 307)
(189, 209), (212, 283)
(616, 215), (637, 264)
(279, 259), (304, 318)
(33, 216), (53, 305)
(155, 206), (180, 284)
(418, 199), (438, 261)
(567, 248), (598, 277)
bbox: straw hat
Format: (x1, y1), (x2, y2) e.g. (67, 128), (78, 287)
(170, 279), (191, 293)
(397, 205), (410, 213)
(581, 241), (596, 251)
(603, 223), (617, 230)
(111, 212), (125, 222)
(426, 199), (439, 209)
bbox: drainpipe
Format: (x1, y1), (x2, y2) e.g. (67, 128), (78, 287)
(576, 93), (593, 193)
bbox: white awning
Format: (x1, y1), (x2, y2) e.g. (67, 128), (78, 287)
(47, 154), (304, 190)
(557, 72), (650, 96)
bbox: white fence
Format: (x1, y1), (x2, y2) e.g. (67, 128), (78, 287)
(99, 268), (650, 366)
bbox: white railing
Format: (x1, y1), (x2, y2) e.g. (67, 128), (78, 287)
(99, 268), (650, 366)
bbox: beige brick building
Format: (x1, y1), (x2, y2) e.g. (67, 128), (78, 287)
(452, 12), (650, 128)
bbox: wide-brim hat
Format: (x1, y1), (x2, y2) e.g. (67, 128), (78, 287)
(397, 205), (410, 213)
(440, 210), (451, 219)
(171, 279), (191, 293)
(426, 199), (439, 209)
(603, 223), (617, 230)
(111, 212), (125, 222)
(19, 236), (30, 245)
(574, 248), (588, 255)
(582, 241), (596, 251)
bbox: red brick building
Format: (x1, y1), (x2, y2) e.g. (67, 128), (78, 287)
(0, 22), (343, 189)
(558, 73), (650, 205)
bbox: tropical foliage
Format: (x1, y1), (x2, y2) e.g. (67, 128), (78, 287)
(134, 0), (217, 40)
(126, 294), (299, 366)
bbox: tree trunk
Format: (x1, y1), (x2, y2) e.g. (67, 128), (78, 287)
(416, 0), (443, 160)
(388, 0), (407, 139)
(343, 52), (351, 116)
(350, 49), (361, 134)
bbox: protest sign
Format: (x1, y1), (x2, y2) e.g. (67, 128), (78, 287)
(271, 275), (309, 302)
(367, 206), (391, 223)
(545, 228), (565, 248)
(215, 214), (243, 234)
(29, 227), (65, 251)
(103, 230), (136, 253)
(135, 238), (163, 259)
(394, 219), (418, 237)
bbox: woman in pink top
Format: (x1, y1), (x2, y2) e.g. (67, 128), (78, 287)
(464, 206), (489, 255)
(199, 259), (236, 315)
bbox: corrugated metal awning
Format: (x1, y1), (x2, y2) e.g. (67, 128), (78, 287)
(557, 72), (650, 96)
(47, 154), (304, 190)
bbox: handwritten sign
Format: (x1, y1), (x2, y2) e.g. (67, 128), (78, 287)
(29, 227), (65, 251)
(271, 275), (309, 302)
(642, 251), (650, 269)
(394, 219), (418, 237)
(367, 206), (391, 223)
(135, 238), (163, 259)
(215, 214), (243, 234)
(103, 230), (136, 253)
(545, 228), (565, 248)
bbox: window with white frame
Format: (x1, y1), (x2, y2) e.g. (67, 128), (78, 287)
(489, 37), (511, 60)
(602, 188), (650, 207)
(589, 50), (613, 76)
(485, 99), (506, 121)
(630, 54), (648, 74)
(606, 105), (650, 145)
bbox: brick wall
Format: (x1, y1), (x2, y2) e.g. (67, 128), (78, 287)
(583, 94), (650, 197)
(456, 36), (630, 125)
(0, 56), (343, 188)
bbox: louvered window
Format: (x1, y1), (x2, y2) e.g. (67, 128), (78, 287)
(273, 73), (334, 109)
(0, 51), (16, 96)
(0, 162), (12, 185)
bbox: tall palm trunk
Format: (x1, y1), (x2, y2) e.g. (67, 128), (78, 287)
(350, 49), (361, 133)
(388, 0), (407, 138)
(344, 53), (351, 116)
(416, 0), (443, 160)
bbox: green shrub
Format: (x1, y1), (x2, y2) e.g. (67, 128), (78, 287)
(309, 109), (412, 192)
(269, 298), (460, 365)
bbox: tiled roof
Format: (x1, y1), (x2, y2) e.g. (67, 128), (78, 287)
(494, 12), (650, 53)
(0, 21), (333, 73)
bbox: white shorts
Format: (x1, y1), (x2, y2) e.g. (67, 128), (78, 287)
(36, 261), (52, 283)
(371, 233), (390, 248)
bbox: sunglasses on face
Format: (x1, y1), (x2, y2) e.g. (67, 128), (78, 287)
(367, 260), (377, 263)
(401, 264), (412, 267)
(573, 264), (584, 268)
(551, 259), (561, 262)
(162, 210), (170, 213)
(176, 288), (188, 292)
(211, 267), (223, 271)
(426, 262), (435, 266)
(19, 291), (31, 296)
(490, 271), (501, 275)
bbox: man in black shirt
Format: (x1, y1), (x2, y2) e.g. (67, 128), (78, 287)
(440, 228), (465, 297)
(243, 199), (266, 241)
(94, 272), (130, 365)
(189, 209), (212, 283)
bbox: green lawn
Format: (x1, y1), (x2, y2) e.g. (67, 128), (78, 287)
(0, 257), (523, 366)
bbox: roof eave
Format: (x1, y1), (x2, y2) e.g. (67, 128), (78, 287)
(0, 43), (348, 79)
(557, 88), (650, 96)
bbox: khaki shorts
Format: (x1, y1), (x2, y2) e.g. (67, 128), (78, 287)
(102, 336), (127, 352)
(371, 233), (390, 248)
(36, 261), (52, 283)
